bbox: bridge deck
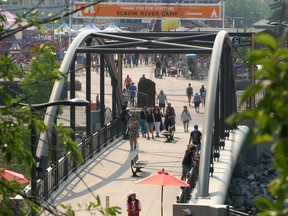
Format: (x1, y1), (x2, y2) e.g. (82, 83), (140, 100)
(53, 64), (245, 216)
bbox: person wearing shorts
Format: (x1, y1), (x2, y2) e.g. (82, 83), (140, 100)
(157, 90), (168, 113)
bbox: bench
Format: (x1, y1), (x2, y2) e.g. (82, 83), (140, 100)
(161, 124), (175, 142)
(131, 154), (148, 177)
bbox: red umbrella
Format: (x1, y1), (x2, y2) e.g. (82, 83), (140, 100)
(135, 168), (189, 216)
(0, 168), (29, 184)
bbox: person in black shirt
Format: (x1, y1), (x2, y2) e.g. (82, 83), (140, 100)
(181, 145), (198, 181)
(145, 107), (155, 140)
(153, 106), (163, 137)
(164, 106), (175, 131)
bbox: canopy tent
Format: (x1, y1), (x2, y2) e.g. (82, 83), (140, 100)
(0, 9), (35, 30)
(54, 21), (77, 37)
(103, 23), (124, 32)
(78, 22), (101, 32)
(10, 42), (21, 54)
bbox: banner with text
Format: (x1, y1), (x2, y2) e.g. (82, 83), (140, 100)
(74, 3), (222, 20)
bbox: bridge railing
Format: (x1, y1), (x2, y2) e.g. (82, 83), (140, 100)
(236, 90), (265, 112)
(23, 118), (123, 201)
(177, 165), (199, 203)
(224, 206), (253, 216)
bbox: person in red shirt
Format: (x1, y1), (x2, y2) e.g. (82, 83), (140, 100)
(124, 75), (132, 90)
(127, 191), (141, 216)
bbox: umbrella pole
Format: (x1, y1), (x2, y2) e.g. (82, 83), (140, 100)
(161, 185), (163, 216)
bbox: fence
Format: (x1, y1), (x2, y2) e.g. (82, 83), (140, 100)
(224, 206), (253, 216)
(177, 165), (199, 203)
(23, 118), (123, 201)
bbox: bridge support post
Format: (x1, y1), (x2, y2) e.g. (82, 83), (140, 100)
(85, 37), (92, 137)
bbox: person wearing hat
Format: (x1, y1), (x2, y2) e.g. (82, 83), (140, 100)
(181, 145), (199, 181)
(128, 82), (137, 107)
(127, 191), (141, 216)
(182, 208), (192, 216)
(181, 105), (192, 132)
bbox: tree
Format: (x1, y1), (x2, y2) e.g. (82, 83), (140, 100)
(225, 0), (273, 28)
(227, 33), (288, 216)
(0, 1), (121, 215)
(269, 0), (288, 36)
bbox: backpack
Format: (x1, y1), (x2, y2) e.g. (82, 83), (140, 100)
(191, 130), (200, 143)
(187, 86), (193, 94)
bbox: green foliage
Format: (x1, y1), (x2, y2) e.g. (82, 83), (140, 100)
(17, 42), (64, 104)
(225, 0), (273, 28)
(269, 0), (288, 23)
(60, 195), (122, 216)
(227, 33), (288, 216)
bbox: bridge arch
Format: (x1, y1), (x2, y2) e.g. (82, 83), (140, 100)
(199, 30), (238, 198)
(36, 30), (123, 175)
(35, 30), (239, 200)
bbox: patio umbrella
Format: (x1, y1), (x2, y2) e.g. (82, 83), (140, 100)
(0, 168), (29, 184)
(135, 168), (189, 216)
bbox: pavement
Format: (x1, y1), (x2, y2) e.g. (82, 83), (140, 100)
(52, 63), (208, 216)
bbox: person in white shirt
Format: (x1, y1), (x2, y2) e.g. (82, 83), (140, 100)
(181, 106), (192, 132)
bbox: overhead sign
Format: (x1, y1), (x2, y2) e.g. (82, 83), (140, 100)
(74, 3), (221, 20)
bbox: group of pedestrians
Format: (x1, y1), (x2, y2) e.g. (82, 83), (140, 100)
(139, 103), (175, 140)
(186, 83), (206, 112)
(123, 75), (138, 107)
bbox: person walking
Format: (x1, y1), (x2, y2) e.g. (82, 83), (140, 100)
(127, 114), (139, 151)
(124, 75), (132, 90)
(193, 93), (201, 113)
(139, 106), (147, 138)
(156, 90), (168, 113)
(188, 125), (202, 154)
(145, 107), (155, 140)
(181, 106), (192, 132)
(186, 83), (193, 106)
(127, 191), (141, 216)
(155, 58), (162, 78)
(177, 58), (185, 77)
(199, 84), (206, 106)
(153, 106), (163, 137)
(201, 89), (206, 107)
(128, 82), (137, 107)
(122, 88), (129, 107)
(164, 106), (175, 131)
(181, 145), (198, 182)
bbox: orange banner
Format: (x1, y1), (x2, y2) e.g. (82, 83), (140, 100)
(74, 4), (221, 19)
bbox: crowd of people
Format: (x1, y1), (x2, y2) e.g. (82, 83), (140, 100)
(120, 73), (205, 215)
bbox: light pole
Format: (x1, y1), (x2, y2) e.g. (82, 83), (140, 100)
(14, 98), (89, 215)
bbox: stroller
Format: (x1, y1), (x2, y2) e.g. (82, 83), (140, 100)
(167, 67), (177, 77)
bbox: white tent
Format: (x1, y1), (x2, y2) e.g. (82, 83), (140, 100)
(103, 23), (124, 32)
(54, 21), (77, 37)
(78, 22), (101, 32)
